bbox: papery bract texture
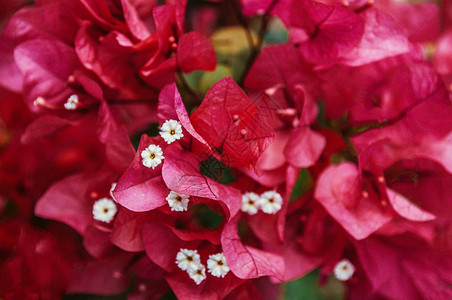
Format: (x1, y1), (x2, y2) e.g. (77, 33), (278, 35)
(314, 163), (394, 240)
(191, 77), (274, 168)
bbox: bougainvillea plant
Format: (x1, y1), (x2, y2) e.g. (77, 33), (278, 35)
(1, 0), (452, 299)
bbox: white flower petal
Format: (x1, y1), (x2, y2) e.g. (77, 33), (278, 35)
(159, 119), (184, 144)
(334, 259), (355, 281)
(188, 263), (206, 285)
(141, 144), (164, 169)
(241, 192), (260, 215)
(166, 191), (190, 212)
(175, 249), (201, 272)
(92, 198), (117, 223)
(258, 191), (283, 214)
(207, 253), (230, 278)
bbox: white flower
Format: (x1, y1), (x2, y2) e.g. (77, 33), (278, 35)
(159, 119), (183, 144)
(207, 253), (230, 278)
(166, 191), (190, 212)
(334, 259), (355, 281)
(258, 191), (283, 214)
(188, 263), (206, 285)
(176, 249), (201, 272)
(92, 198), (117, 223)
(64, 94), (79, 110)
(141, 144), (164, 168)
(241, 192), (260, 215)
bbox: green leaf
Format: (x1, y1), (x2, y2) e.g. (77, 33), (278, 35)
(189, 203), (223, 230)
(290, 168), (313, 201)
(284, 269), (345, 300)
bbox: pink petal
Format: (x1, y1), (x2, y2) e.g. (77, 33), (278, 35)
(120, 0), (150, 41)
(69, 252), (134, 295)
(142, 221), (199, 272)
(314, 163), (394, 239)
(111, 209), (146, 252)
(221, 215), (284, 281)
(191, 77), (274, 168)
(75, 22), (156, 100)
(386, 188), (435, 222)
(284, 126), (326, 168)
(157, 83), (210, 147)
(255, 130), (291, 171)
(14, 38), (79, 106)
(35, 173), (92, 234)
(162, 145), (241, 218)
(342, 8), (410, 66)
(112, 135), (168, 212)
(291, 0), (364, 64)
(83, 225), (115, 259)
(177, 31), (216, 73)
(20, 116), (76, 144)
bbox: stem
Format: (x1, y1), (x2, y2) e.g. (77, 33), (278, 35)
(238, 0), (279, 86)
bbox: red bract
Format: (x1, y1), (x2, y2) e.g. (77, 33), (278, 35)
(162, 145), (242, 218)
(385, 188), (435, 222)
(283, 198), (348, 281)
(340, 8), (409, 66)
(244, 45), (325, 180)
(221, 215), (285, 281)
(69, 252), (135, 296)
(385, 159), (452, 232)
(285, 0), (409, 66)
(14, 38), (88, 109)
(351, 89), (452, 175)
(376, 0), (441, 43)
(191, 77), (274, 168)
(177, 31), (216, 73)
(142, 221), (246, 300)
(314, 162), (394, 240)
(244, 44), (319, 114)
(0, 221), (81, 300)
(157, 83), (210, 148)
(284, 126), (326, 168)
(352, 235), (452, 299)
(34, 126), (134, 257)
(112, 134), (168, 212)
(0, 0), (215, 133)
(350, 61), (445, 125)
(434, 30), (452, 88)
(288, 0), (364, 65)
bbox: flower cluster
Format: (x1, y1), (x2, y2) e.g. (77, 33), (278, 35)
(1, 0), (452, 299)
(241, 191), (283, 215)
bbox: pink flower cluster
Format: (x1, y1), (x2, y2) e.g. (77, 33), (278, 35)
(1, 0), (452, 299)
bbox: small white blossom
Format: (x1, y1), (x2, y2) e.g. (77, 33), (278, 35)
(334, 259), (355, 281)
(207, 253), (230, 278)
(92, 198), (117, 223)
(258, 191), (283, 214)
(64, 94), (79, 110)
(241, 192), (260, 215)
(176, 249), (201, 272)
(188, 263), (206, 285)
(141, 144), (164, 168)
(166, 191), (190, 212)
(159, 119), (184, 144)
